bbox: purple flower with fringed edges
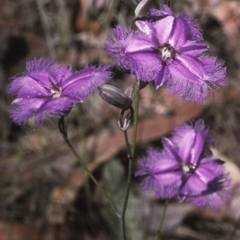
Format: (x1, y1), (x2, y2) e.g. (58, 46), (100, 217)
(8, 58), (112, 125)
(105, 5), (226, 103)
(135, 120), (231, 209)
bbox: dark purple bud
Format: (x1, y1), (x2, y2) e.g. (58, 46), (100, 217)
(124, 81), (148, 102)
(118, 107), (134, 131)
(98, 84), (132, 110)
(124, 84), (135, 100)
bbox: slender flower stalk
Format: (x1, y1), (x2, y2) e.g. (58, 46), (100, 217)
(131, 80), (140, 157)
(154, 200), (169, 240)
(121, 80), (140, 240)
(58, 117), (120, 217)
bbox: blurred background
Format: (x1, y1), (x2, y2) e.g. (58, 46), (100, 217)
(1, 0), (240, 239)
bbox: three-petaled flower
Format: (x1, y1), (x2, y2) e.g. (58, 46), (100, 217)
(105, 5), (226, 102)
(8, 58), (112, 125)
(136, 120), (231, 209)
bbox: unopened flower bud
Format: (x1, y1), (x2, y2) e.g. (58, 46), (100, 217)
(118, 107), (134, 131)
(118, 115), (132, 131)
(134, 0), (152, 18)
(124, 84), (135, 100)
(98, 84), (132, 110)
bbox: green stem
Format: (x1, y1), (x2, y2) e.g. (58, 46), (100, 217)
(123, 130), (131, 157)
(59, 118), (120, 218)
(131, 81), (140, 157)
(121, 80), (140, 240)
(155, 200), (169, 240)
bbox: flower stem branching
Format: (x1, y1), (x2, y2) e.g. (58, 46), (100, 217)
(58, 117), (120, 218)
(121, 80), (140, 240)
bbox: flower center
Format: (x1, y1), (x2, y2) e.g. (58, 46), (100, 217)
(182, 163), (196, 174)
(50, 86), (62, 98)
(47, 77), (63, 98)
(159, 43), (176, 62)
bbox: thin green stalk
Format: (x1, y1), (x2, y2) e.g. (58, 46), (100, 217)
(154, 200), (169, 240)
(59, 119), (120, 218)
(131, 81), (140, 157)
(121, 80), (140, 240)
(123, 130), (131, 156)
(78, 107), (92, 205)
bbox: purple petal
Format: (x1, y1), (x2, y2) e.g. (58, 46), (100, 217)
(196, 158), (226, 177)
(180, 174), (207, 196)
(10, 97), (73, 125)
(62, 65), (112, 101)
(137, 5), (203, 43)
(148, 5), (174, 18)
(162, 138), (183, 164)
(8, 75), (49, 99)
(178, 130), (204, 165)
(8, 58), (73, 100)
(153, 163), (182, 185)
(178, 41), (208, 56)
(178, 14), (203, 41)
(171, 54), (205, 80)
(200, 55), (226, 85)
(170, 120), (214, 161)
(179, 158), (231, 209)
(179, 173), (231, 209)
(177, 130), (205, 165)
(10, 98), (46, 125)
(143, 6), (203, 41)
(125, 36), (155, 53)
(26, 58), (72, 85)
(155, 64), (169, 87)
(135, 5), (173, 33)
(105, 25), (162, 81)
(124, 51), (162, 81)
(165, 53), (226, 103)
(153, 15), (176, 44)
(135, 20), (153, 36)
(136, 148), (182, 198)
(168, 17), (188, 48)
(152, 14), (189, 48)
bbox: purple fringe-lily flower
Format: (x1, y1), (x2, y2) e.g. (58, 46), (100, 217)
(105, 5), (226, 103)
(136, 120), (231, 209)
(8, 58), (112, 125)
